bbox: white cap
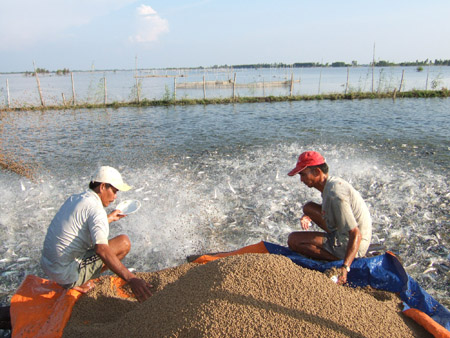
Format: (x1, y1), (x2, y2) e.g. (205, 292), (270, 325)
(91, 166), (131, 191)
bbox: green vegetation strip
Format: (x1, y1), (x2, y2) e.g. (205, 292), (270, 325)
(1, 89), (449, 112)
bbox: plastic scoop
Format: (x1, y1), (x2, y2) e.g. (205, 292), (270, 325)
(116, 200), (141, 215)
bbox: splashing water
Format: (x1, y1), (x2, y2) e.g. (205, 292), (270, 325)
(0, 99), (449, 310)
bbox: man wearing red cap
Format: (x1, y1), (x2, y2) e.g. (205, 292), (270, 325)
(287, 151), (372, 285)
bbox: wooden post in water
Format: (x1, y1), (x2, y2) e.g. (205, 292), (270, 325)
(263, 78), (265, 97)
(174, 77), (177, 101)
(134, 55), (141, 103)
(203, 75), (206, 99)
(399, 69), (405, 92)
(425, 66), (429, 90)
(233, 73), (237, 100)
(290, 73), (294, 97)
(103, 77), (107, 105)
(71, 72), (76, 105)
(135, 77), (140, 103)
(371, 43), (376, 93)
(377, 69), (383, 93)
(393, 88), (397, 100)
(33, 61), (45, 107)
(6, 79), (10, 108)
(345, 67), (350, 94)
(298, 76), (301, 96)
(318, 68), (322, 94)
(62, 93), (66, 106)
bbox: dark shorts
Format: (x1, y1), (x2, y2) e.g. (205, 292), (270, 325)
(322, 234), (347, 260)
(322, 233), (370, 260)
(61, 249), (104, 289)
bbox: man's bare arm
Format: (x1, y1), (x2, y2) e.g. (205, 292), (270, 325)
(338, 227), (362, 285)
(95, 244), (152, 302)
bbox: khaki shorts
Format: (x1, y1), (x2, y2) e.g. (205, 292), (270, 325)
(322, 234), (370, 260)
(61, 249), (104, 289)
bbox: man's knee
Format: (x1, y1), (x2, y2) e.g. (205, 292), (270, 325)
(303, 202), (319, 216)
(288, 231), (324, 250)
(287, 232), (294, 249)
(110, 234), (131, 256)
(287, 232), (302, 250)
(119, 234), (131, 253)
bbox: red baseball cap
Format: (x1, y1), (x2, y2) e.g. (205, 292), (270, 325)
(288, 151), (326, 176)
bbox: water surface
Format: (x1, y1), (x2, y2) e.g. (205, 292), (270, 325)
(0, 98), (449, 309)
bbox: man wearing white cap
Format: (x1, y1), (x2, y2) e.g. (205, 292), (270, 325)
(287, 151), (372, 285)
(41, 166), (152, 302)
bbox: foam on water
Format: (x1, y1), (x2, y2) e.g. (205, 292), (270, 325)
(1, 98), (449, 311)
(1, 141), (448, 308)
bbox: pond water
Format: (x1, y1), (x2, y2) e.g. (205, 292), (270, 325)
(0, 97), (449, 310)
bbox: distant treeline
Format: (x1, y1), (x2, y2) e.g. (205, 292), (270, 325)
(211, 59), (450, 69)
(24, 68), (71, 76)
(376, 59), (450, 67)
(6, 59), (450, 75)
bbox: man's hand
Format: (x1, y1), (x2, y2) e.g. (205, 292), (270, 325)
(300, 215), (312, 230)
(128, 278), (153, 302)
(337, 227), (361, 286)
(337, 267), (348, 285)
(95, 242), (151, 302)
(108, 209), (126, 223)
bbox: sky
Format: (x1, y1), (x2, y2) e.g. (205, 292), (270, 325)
(1, 0), (450, 72)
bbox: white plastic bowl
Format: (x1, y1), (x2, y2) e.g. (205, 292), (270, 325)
(116, 200), (141, 215)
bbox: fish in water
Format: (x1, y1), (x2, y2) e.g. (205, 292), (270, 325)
(1, 270), (19, 277)
(228, 181), (236, 194)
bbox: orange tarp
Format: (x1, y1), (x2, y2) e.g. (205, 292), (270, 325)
(192, 241), (269, 264)
(404, 308), (450, 338)
(10, 275), (82, 338)
(10, 275), (135, 338)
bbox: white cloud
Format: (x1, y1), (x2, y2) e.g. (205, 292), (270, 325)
(137, 4), (157, 16)
(130, 5), (169, 43)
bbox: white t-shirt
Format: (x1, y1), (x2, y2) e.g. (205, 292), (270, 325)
(41, 189), (109, 285)
(322, 176), (372, 257)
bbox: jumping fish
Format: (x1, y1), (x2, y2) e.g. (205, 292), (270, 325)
(1, 270), (19, 277)
(228, 181), (236, 194)
(424, 267), (437, 274)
